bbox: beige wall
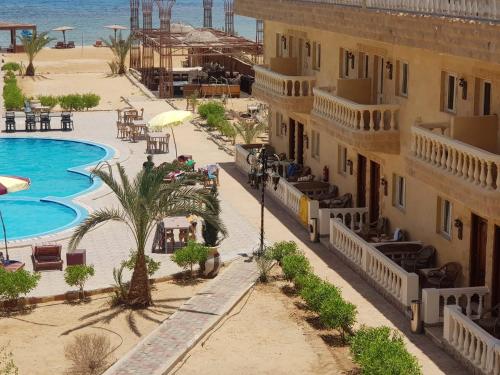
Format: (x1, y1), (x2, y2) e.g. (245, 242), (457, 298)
(262, 19), (500, 293)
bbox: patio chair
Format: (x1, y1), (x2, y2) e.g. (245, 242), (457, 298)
(67, 41), (75, 48)
(360, 217), (389, 239)
(204, 164), (219, 187)
(477, 303), (500, 337)
(287, 166), (312, 182)
(400, 245), (436, 272)
(31, 244), (63, 271)
(94, 40), (103, 47)
(5, 112), (16, 132)
(323, 193), (352, 209)
(116, 121), (128, 139)
(40, 113), (51, 131)
(61, 112), (73, 131)
(55, 41), (65, 49)
(422, 262), (462, 288)
(25, 113), (36, 131)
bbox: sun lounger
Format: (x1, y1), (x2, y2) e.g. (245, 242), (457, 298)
(55, 41), (65, 49)
(94, 40), (103, 48)
(67, 41), (75, 48)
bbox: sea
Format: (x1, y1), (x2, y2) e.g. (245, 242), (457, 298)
(0, 0), (256, 47)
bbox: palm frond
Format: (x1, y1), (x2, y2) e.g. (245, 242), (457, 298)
(234, 120), (267, 144)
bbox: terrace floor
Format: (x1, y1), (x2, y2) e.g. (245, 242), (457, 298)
(2, 96), (466, 374)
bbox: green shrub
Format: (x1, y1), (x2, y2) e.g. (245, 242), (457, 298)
(3, 71), (15, 83)
(319, 295), (357, 340)
(350, 326), (422, 375)
(121, 250), (161, 277)
(218, 120), (237, 142)
(268, 241), (299, 263)
(3, 76), (24, 111)
(198, 101), (225, 119)
(0, 269), (41, 303)
(171, 241), (210, 277)
(38, 95), (59, 109)
(64, 265), (95, 299)
(206, 113), (224, 129)
(293, 272), (320, 291)
(300, 278), (341, 312)
(1, 62), (21, 72)
(82, 93), (100, 110)
(281, 252), (311, 282)
(59, 94), (85, 111)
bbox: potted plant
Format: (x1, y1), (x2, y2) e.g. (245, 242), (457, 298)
(201, 184), (223, 277)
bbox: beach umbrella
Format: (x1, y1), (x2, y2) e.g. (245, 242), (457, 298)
(0, 175), (31, 261)
(148, 110), (194, 158)
(52, 26), (75, 44)
(104, 24), (127, 41)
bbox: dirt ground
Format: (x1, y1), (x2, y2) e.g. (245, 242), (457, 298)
(0, 279), (206, 375)
(172, 269), (356, 375)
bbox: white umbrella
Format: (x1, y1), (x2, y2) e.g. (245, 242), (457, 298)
(104, 24), (127, 41)
(148, 110), (194, 158)
(52, 26), (75, 44)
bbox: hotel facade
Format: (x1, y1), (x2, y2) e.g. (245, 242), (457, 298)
(235, 1), (500, 372)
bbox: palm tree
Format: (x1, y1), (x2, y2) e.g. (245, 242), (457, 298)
(69, 163), (226, 307)
(103, 32), (131, 75)
(234, 120), (267, 144)
(18, 31), (54, 76)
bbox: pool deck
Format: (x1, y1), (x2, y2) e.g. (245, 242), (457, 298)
(0, 98), (466, 374)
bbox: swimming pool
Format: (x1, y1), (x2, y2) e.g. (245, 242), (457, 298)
(0, 138), (113, 240)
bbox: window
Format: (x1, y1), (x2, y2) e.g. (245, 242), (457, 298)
(275, 111), (283, 137)
(313, 42), (321, 71)
(342, 49), (350, 78)
(338, 145), (348, 175)
(363, 54), (369, 79)
(398, 61), (409, 97)
(439, 198), (452, 238)
(393, 174), (406, 209)
(444, 73), (457, 113)
(311, 130), (320, 159)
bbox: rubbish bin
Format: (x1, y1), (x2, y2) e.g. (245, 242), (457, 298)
(410, 299), (423, 334)
(309, 218), (319, 242)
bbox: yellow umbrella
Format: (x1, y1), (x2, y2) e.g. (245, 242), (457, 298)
(148, 110), (194, 157)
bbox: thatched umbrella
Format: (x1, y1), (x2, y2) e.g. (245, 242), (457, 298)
(52, 26), (75, 44)
(104, 24), (127, 41)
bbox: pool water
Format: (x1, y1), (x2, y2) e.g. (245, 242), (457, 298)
(0, 138), (110, 240)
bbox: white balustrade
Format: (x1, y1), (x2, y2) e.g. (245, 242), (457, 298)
(319, 207), (368, 236)
(312, 87), (400, 131)
(266, 178), (305, 218)
(295, 0), (498, 20)
(254, 65), (316, 98)
(411, 125), (500, 191)
(235, 144), (253, 174)
(330, 218), (419, 306)
(422, 287), (489, 325)
(444, 306), (499, 374)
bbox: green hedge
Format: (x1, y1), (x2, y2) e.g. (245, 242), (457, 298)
(281, 252), (311, 282)
(350, 326), (422, 375)
(1, 62), (21, 72)
(3, 75), (24, 111)
(198, 101), (225, 119)
(43, 93), (101, 111)
(268, 241), (299, 263)
(38, 95), (59, 109)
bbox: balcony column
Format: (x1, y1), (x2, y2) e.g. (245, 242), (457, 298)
(496, 162), (500, 191)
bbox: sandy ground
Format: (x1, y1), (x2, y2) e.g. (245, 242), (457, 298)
(172, 269), (356, 375)
(0, 279), (206, 375)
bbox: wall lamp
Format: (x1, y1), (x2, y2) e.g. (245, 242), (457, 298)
(280, 122), (287, 135)
(385, 61), (393, 80)
(281, 35), (287, 49)
(459, 78), (467, 100)
(347, 51), (355, 69)
(454, 218), (463, 240)
(303, 134), (309, 149)
(380, 176), (388, 196)
(346, 159), (353, 175)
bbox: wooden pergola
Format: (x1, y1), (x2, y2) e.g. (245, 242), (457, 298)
(0, 22), (37, 53)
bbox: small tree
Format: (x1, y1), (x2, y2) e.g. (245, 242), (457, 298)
(281, 253), (311, 282)
(64, 265), (95, 299)
(103, 33), (131, 75)
(171, 241), (210, 277)
(18, 31), (54, 76)
(0, 269), (41, 306)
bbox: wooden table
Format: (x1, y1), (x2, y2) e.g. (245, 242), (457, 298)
(0, 260), (25, 272)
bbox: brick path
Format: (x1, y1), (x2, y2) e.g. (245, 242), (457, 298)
(104, 258), (258, 375)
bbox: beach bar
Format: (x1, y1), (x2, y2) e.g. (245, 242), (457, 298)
(0, 22), (37, 53)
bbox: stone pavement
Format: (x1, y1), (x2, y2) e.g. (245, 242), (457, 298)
(104, 257), (258, 375)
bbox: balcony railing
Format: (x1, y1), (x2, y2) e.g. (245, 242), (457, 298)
(411, 125), (500, 192)
(422, 286), (489, 325)
(319, 207), (368, 236)
(253, 65), (316, 98)
(312, 87), (399, 131)
(444, 306), (500, 374)
(329, 219), (419, 307)
(293, 0), (498, 20)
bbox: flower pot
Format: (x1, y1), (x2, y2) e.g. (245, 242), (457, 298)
(200, 247), (221, 278)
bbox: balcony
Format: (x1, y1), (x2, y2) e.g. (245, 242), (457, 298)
(311, 86), (400, 153)
(407, 118), (500, 218)
(252, 61), (316, 113)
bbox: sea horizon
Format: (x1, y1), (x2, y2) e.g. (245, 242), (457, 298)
(0, 0), (256, 47)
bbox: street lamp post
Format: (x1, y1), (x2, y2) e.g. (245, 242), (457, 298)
(246, 145), (280, 256)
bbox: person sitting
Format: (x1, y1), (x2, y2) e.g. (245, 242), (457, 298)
(143, 155), (154, 172)
(287, 161), (300, 178)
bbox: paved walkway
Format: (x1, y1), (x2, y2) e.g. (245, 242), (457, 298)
(104, 258), (258, 375)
